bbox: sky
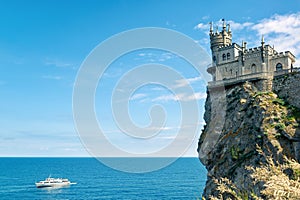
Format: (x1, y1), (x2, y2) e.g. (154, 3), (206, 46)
(1, 0), (300, 157)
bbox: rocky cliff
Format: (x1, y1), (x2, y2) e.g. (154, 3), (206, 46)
(198, 72), (300, 199)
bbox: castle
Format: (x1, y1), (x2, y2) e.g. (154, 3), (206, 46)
(207, 19), (296, 88)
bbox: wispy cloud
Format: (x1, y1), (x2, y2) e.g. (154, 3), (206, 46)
(227, 20), (253, 30)
(151, 87), (165, 91)
(195, 19), (253, 32)
(130, 93), (147, 101)
(44, 58), (74, 68)
(166, 21), (176, 27)
(194, 23), (209, 30)
(135, 52), (177, 62)
(42, 75), (63, 80)
(144, 126), (177, 131)
(103, 67), (124, 78)
(174, 76), (202, 88)
(152, 92), (206, 102)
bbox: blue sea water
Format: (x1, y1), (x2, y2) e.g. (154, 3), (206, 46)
(0, 158), (207, 200)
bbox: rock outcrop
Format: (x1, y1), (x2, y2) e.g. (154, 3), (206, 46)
(198, 73), (300, 199)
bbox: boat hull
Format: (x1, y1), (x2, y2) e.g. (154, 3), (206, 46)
(35, 182), (70, 188)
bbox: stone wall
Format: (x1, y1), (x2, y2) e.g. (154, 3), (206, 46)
(272, 72), (300, 108)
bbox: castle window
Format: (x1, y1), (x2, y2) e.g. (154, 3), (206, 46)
(222, 54), (226, 61)
(251, 64), (257, 73)
(276, 63), (283, 71)
(227, 53), (230, 60)
(213, 56), (216, 63)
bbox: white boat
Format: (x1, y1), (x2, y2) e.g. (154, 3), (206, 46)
(35, 177), (76, 188)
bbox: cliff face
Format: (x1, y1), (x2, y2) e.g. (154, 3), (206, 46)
(198, 73), (300, 199)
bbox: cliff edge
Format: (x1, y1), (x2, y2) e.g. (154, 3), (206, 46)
(198, 73), (300, 199)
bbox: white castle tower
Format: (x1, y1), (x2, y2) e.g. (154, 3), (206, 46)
(207, 19), (296, 88)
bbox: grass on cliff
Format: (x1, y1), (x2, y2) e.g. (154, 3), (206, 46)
(253, 91), (300, 143)
(248, 156), (300, 200)
(202, 155), (300, 200)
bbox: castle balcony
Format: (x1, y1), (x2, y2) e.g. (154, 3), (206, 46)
(207, 71), (272, 88)
(207, 64), (216, 74)
(207, 67), (300, 88)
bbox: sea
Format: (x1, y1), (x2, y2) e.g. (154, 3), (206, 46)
(0, 158), (207, 200)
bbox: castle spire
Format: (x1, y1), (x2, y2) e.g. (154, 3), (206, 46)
(261, 35), (265, 62)
(222, 19), (226, 31)
(261, 35), (265, 46)
(227, 24), (231, 33)
(209, 22), (213, 34)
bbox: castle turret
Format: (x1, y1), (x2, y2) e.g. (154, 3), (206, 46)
(209, 19), (233, 70)
(210, 19), (232, 52)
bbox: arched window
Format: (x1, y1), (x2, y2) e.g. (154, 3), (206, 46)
(227, 53), (230, 60)
(213, 56), (216, 63)
(251, 64), (256, 73)
(222, 54), (226, 61)
(276, 63), (283, 71)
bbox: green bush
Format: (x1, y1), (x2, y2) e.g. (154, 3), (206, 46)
(272, 98), (286, 106)
(275, 123), (286, 131)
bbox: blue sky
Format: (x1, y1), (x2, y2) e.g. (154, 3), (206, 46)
(1, 0), (300, 157)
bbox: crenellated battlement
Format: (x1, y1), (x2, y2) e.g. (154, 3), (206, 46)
(272, 51), (295, 60)
(247, 47), (261, 52)
(218, 44), (235, 50)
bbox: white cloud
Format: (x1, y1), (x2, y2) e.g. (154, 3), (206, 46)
(252, 12), (300, 58)
(138, 53), (146, 57)
(130, 93), (147, 101)
(158, 52), (176, 62)
(190, 92), (207, 100)
(152, 92), (206, 102)
(202, 16), (210, 20)
(174, 76), (202, 88)
(152, 94), (179, 102)
(44, 58), (74, 68)
(136, 52), (177, 62)
(195, 19), (253, 32)
(166, 21), (176, 27)
(151, 87), (165, 91)
(194, 23), (209, 30)
(145, 126), (176, 131)
(42, 75), (63, 80)
(226, 20), (253, 30)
